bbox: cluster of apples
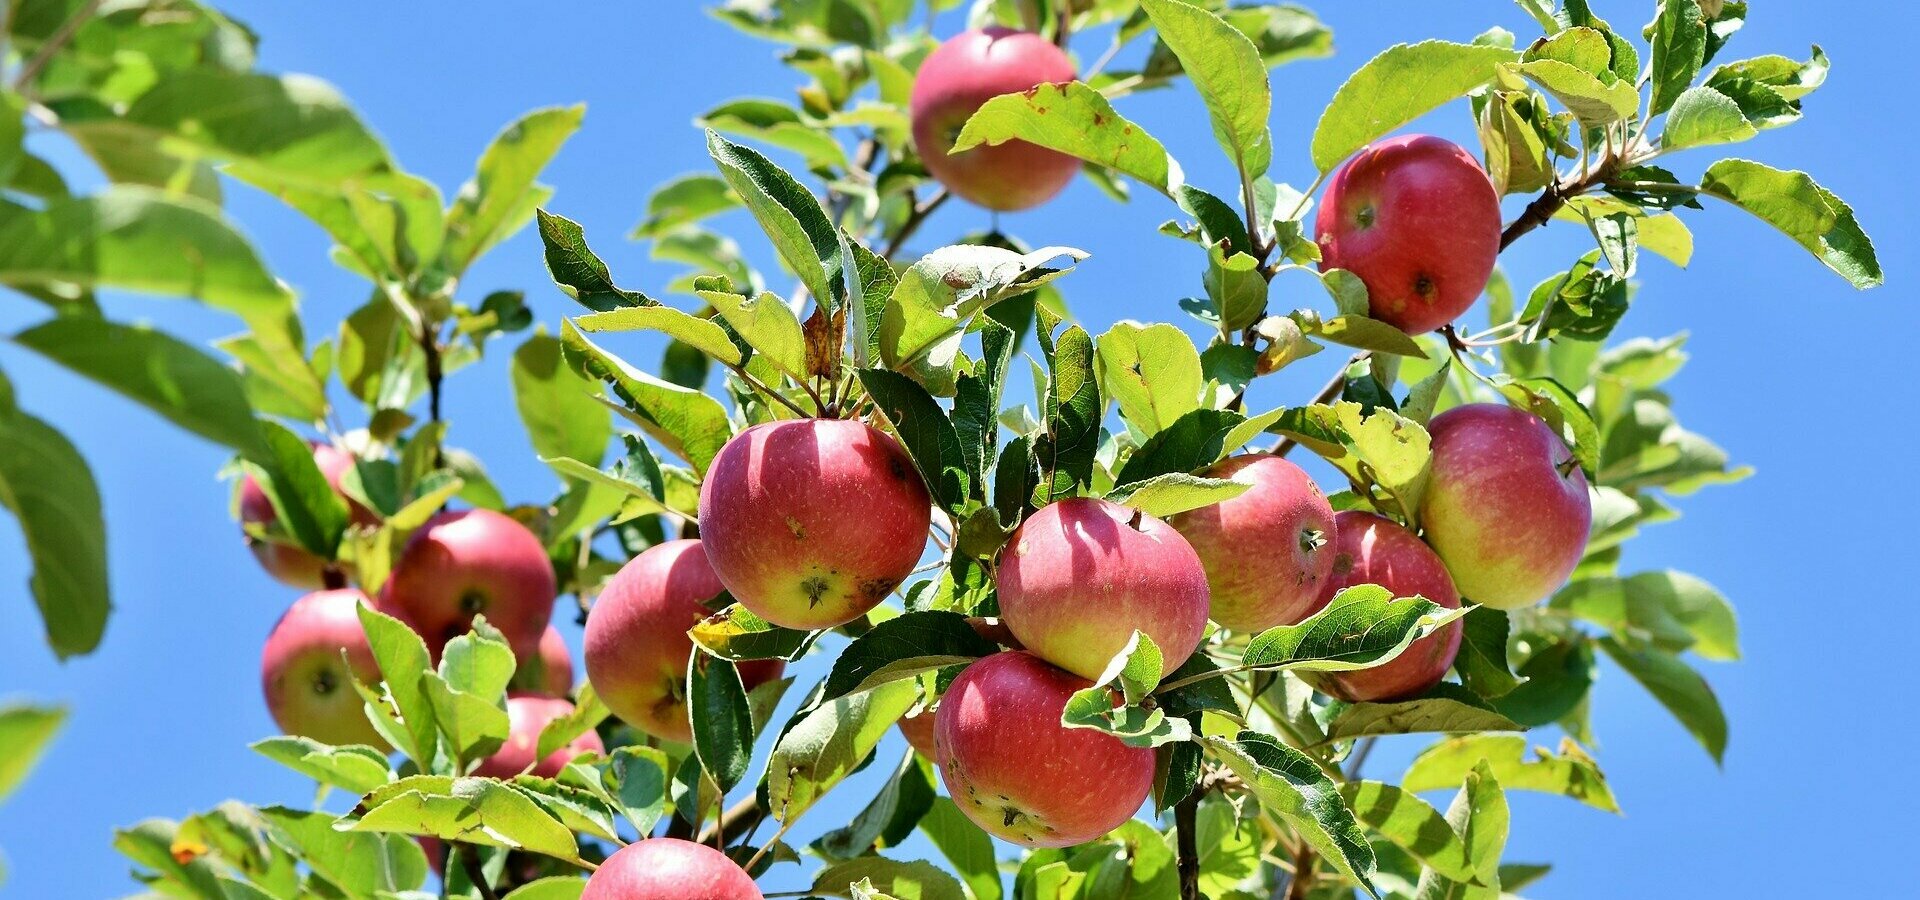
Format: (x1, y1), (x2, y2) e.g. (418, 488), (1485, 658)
(244, 26), (1588, 897)
(247, 444), (602, 784)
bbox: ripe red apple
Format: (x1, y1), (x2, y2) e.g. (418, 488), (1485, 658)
(1420, 403), (1592, 609)
(510, 625), (575, 697)
(996, 498), (1208, 681)
(910, 27), (1080, 211)
(1309, 511), (1462, 703)
(582, 838), (762, 900)
(473, 693), (606, 780)
(935, 651), (1153, 848)
(584, 539), (786, 743)
(1315, 134), (1502, 334)
(239, 442), (374, 588)
(1169, 455), (1338, 633)
(697, 419), (932, 631)
(381, 508), (556, 660)
(260, 589), (387, 749)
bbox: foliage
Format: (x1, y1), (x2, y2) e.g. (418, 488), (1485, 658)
(0, 0), (1883, 898)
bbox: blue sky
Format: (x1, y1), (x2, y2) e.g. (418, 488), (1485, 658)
(2, 2), (1915, 897)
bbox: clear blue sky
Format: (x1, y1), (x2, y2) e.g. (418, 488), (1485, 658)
(2, 2), (1913, 897)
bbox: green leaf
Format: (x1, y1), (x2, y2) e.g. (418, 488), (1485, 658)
(823, 610), (997, 700)
(1240, 585), (1467, 674)
(955, 81), (1182, 196)
(534, 682), (611, 763)
(701, 97), (848, 170)
(111, 818), (229, 899)
(1317, 314), (1427, 358)
(1341, 781), (1477, 884)
(691, 603), (816, 661)
(575, 304), (741, 366)
(1109, 472), (1249, 519)
(1140, 0), (1272, 179)
(1312, 41), (1518, 172)
(919, 797), (1003, 900)
(766, 679), (918, 824)
(349, 777), (583, 862)
(250, 737), (392, 795)
(503, 876), (588, 900)
(1661, 86), (1756, 150)
(1095, 322), (1203, 436)
(1598, 636), (1728, 764)
(858, 368), (966, 510)
(1037, 323), (1101, 501)
(260, 806), (428, 895)
(0, 188), (293, 336)
(688, 655), (755, 792)
(1512, 59), (1639, 124)
(1647, 0), (1708, 116)
(813, 752), (935, 860)
(0, 410), (102, 658)
(250, 422), (350, 557)
(1698, 158), (1881, 289)
(1402, 735), (1619, 814)
(1706, 46), (1829, 103)
(881, 244), (1084, 373)
(1413, 760), (1510, 897)
(354, 604), (438, 767)
(513, 332), (612, 470)
(559, 320), (733, 473)
(1552, 570), (1738, 660)
(536, 209), (656, 311)
(633, 173), (741, 239)
(701, 287), (809, 383)
(707, 130), (845, 309)
(1205, 732), (1377, 890)
(12, 316), (262, 456)
(1323, 684), (1524, 744)
(1453, 607), (1521, 698)
(814, 857), (966, 900)
(602, 745), (672, 834)
(443, 105), (585, 275)
(0, 704), (63, 801)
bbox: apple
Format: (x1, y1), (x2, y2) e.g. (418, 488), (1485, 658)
(698, 419), (932, 631)
(1420, 403), (1592, 609)
(381, 508), (556, 660)
(473, 693), (606, 780)
(260, 589), (388, 749)
(910, 27), (1080, 211)
(935, 651), (1153, 848)
(582, 838), (762, 900)
(1315, 134), (1502, 334)
(584, 539), (786, 743)
(239, 442), (374, 588)
(510, 625), (575, 697)
(1309, 511), (1462, 703)
(1169, 455), (1338, 633)
(996, 497), (1208, 681)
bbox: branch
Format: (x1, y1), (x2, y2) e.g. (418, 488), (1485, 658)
(457, 844), (501, 900)
(12, 0), (102, 93)
(1284, 841), (1318, 900)
(697, 794), (765, 848)
(883, 189), (950, 260)
(1175, 792), (1202, 900)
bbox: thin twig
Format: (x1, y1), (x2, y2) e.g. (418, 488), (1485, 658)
(457, 845), (501, 900)
(883, 189), (951, 260)
(12, 0), (102, 93)
(1175, 792), (1202, 900)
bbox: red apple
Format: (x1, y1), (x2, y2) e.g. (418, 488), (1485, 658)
(510, 625), (575, 697)
(239, 442), (374, 588)
(1419, 404), (1592, 609)
(935, 651), (1153, 848)
(1310, 511), (1462, 703)
(473, 693), (605, 780)
(697, 419), (932, 631)
(582, 838), (762, 900)
(584, 539), (786, 743)
(260, 589), (387, 749)
(911, 27), (1080, 211)
(1169, 455), (1338, 633)
(381, 508), (556, 660)
(996, 497), (1208, 681)
(1315, 134), (1501, 334)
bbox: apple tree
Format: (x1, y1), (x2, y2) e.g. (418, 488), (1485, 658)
(0, 0), (1884, 898)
